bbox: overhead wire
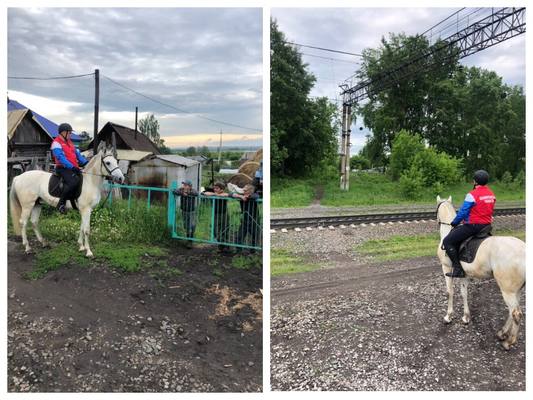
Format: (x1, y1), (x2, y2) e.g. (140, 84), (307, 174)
(7, 72), (95, 80)
(102, 75), (262, 132)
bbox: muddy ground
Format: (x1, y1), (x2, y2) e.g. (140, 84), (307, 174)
(271, 248), (525, 390)
(8, 238), (262, 392)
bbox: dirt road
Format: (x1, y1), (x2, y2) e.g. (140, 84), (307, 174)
(8, 239), (262, 392)
(271, 255), (525, 391)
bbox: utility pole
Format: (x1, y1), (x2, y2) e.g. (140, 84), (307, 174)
(93, 68), (100, 153)
(217, 129), (223, 164)
(339, 88), (353, 191)
(134, 106), (138, 140)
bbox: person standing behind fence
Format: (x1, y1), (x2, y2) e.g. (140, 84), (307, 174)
(202, 182), (232, 254)
(232, 184), (260, 252)
(173, 179), (198, 249)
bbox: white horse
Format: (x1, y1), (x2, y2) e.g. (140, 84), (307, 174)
(9, 143), (124, 257)
(436, 196), (525, 350)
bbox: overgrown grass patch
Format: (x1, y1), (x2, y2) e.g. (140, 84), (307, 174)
(271, 249), (319, 276)
(271, 178), (316, 208)
(356, 229), (525, 262)
(27, 242), (170, 279)
(231, 254), (262, 270)
(93, 242), (168, 272)
(271, 172), (525, 208)
(30, 244), (91, 280)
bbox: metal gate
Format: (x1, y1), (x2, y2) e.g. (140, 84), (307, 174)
(106, 181), (262, 250)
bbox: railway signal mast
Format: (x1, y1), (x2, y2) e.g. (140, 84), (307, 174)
(338, 7), (525, 190)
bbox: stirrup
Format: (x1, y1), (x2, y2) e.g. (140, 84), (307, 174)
(57, 204), (67, 214)
(446, 266), (465, 278)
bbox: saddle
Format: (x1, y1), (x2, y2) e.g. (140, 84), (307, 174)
(458, 225), (493, 263)
(48, 172), (83, 206)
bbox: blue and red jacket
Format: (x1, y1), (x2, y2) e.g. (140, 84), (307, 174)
(51, 135), (87, 169)
(452, 185), (496, 225)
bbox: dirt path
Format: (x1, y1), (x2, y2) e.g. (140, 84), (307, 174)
(8, 239), (262, 392)
(271, 256), (525, 391)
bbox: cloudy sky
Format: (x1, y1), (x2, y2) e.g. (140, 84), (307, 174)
(8, 8), (262, 148)
(271, 7), (526, 153)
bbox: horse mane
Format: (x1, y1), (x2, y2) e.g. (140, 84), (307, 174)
(84, 151), (102, 172)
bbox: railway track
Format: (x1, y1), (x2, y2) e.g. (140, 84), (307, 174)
(270, 207), (525, 230)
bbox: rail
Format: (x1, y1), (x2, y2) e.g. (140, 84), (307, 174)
(270, 208), (525, 230)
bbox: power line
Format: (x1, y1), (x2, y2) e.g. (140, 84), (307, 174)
(7, 72), (95, 80)
(102, 75), (262, 133)
(301, 52), (359, 64)
(284, 40), (362, 57)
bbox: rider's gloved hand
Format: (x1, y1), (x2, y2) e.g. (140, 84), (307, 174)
(451, 221), (459, 228)
(71, 166), (81, 173)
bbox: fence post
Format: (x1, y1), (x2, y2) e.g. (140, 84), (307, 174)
(168, 181), (177, 232)
(210, 196), (215, 241)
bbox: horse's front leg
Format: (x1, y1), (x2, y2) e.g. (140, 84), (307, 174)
(80, 209), (93, 258)
(442, 266), (454, 323)
(460, 279), (470, 324)
(78, 226), (85, 252)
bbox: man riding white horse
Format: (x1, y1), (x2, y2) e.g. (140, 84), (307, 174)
(442, 170), (495, 278)
(51, 123), (88, 214)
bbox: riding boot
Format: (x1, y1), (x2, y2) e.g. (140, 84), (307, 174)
(57, 197), (67, 214)
(445, 246), (465, 278)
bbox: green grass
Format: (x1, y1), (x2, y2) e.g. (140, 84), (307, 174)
(271, 249), (319, 276)
(357, 229), (525, 262)
(271, 178), (316, 208)
(271, 172), (525, 208)
(231, 254), (262, 270)
(28, 242), (170, 279)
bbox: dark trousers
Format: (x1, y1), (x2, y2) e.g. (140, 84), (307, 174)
(214, 212), (230, 249)
(56, 167), (80, 206)
(237, 213), (260, 247)
(181, 210), (196, 237)
(442, 224), (490, 254)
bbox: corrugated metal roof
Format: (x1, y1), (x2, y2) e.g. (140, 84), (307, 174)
(7, 109), (29, 140)
(7, 98), (83, 142)
(154, 154), (200, 167)
(93, 122), (161, 154)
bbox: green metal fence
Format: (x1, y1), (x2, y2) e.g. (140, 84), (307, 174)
(106, 181), (263, 250)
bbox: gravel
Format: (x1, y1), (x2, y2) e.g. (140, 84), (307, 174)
(271, 215), (525, 263)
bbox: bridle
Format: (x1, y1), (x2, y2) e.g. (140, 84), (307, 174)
(436, 200), (453, 226)
(82, 153), (123, 180)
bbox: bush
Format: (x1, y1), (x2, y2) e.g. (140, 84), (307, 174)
(399, 148), (461, 198)
(514, 170), (525, 187)
(389, 130), (425, 180)
(350, 154), (371, 170)
(399, 169), (424, 199)
(499, 171), (514, 188)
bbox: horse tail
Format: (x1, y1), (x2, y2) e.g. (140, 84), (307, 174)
(9, 178), (22, 236)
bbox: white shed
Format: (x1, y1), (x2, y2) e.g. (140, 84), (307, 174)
(129, 154), (202, 191)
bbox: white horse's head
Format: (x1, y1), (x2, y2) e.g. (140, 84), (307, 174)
(97, 142), (125, 184)
(436, 195), (455, 224)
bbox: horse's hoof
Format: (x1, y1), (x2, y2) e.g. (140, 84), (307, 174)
(462, 315), (470, 324)
(41, 241), (50, 248)
(443, 315), (452, 324)
(86, 252), (94, 258)
(501, 341), (511, 351)
(497, 331), (508, 341)
(79, 246), (86, 252)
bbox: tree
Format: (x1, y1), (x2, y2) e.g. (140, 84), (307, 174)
(357, 33), (459, 166)
(271, 19), (338, 177)
(138, 114), (163, 147)
(388, 130), (425, 180)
